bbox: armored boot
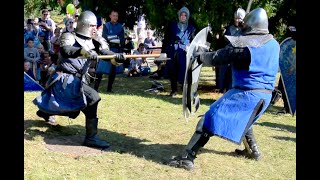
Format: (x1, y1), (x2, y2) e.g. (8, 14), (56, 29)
(235, 128), (262, 160)
(83, 118), (110, 149)
(168, 117), (211, 170)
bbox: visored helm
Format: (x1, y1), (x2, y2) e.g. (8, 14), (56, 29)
(234, 8), (246, 21)
(75, 11), (97, 38)
(243, 8), (269, 34)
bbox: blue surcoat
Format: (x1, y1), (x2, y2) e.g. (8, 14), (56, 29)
(203, 39), (280, 144)
(33, 35), (94, 115)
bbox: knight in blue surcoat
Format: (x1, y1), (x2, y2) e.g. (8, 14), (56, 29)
(168, 8), (280, 170)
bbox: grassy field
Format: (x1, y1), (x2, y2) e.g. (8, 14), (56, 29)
(24, 67), (296, 179)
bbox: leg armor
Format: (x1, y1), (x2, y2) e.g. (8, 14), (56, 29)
(83, 118), (110, 149)
(235, 128), (262, 160)
(168, 116), (213, 170)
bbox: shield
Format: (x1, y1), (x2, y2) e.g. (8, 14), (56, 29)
(182, 26), (211, 122)
(279, 37), (296, 116)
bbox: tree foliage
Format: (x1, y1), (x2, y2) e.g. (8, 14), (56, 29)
(24, 0), (296, 46)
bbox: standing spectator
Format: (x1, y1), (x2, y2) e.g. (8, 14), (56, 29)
(216, 8), (246, 93)
(144, 30), (156, 48)
(94, 9), (125, 93)
(123, 33), (135, 68)
(137, 14), (146, 38)
(24, 19), (39, 48)
(50, 27), (62, 64)
(61, 18), (75, 33)
(144, 30), (156, 54)
(73, 12), (80, 29)
(24, 38), (41, 81)
(161, 6), (196, 97)
(56, 13), (72, 27)
(32, 17), (42, 38)
(38, 9), (54, 51)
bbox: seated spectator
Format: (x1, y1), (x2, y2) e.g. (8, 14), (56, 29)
(36, 44), (45, 54)
(128, 43), (147, 77)
(24, 61), (36, 80)
(39, 51), (56, 87)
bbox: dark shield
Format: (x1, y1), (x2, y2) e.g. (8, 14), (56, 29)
(279, 37), (296, 115)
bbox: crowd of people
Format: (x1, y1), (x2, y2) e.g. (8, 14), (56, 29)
(24, 8), (159, 92)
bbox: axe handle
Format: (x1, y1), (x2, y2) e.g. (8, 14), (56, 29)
(97, 54), (161, 59)
(246, 0), (254, 13)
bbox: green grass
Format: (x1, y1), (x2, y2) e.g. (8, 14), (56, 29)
(24, 67), (296, 179)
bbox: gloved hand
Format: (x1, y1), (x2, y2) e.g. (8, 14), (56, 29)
(80, 48), (98, 60)
(193, 45), (209, 64)
(114, 53), (126, 63)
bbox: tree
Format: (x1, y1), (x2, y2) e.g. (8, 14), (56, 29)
(25, 0), (296, 47)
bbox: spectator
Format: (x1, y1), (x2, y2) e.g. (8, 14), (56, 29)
(24, 38), (41, 81)
(137, 14), (146, 38)
(39, 51), (56, 87)
(144, 30), (156, 48)
(161, 6), (196, 97)
(123, 34), (135, 68)
(128, 43), (147, 77)
(56, 13), (72, 27)
(37, 31), (49, 51)
(61, 18), (75, 33)
(38, 9), (54, 51)
(36, 44), (45, 54)
(215, 8), (246, 93)
(50, 27), (62, 64)
(94, 9), (125, 93)
(73, 12), (79, 29)
(24, 61), (36, 80)
(24, 19), (39, 48)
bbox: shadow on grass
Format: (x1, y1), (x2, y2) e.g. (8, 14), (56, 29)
(272, 136), (296, 142)
(24, 119), (237, 165)
(255, 121), (296, 134)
